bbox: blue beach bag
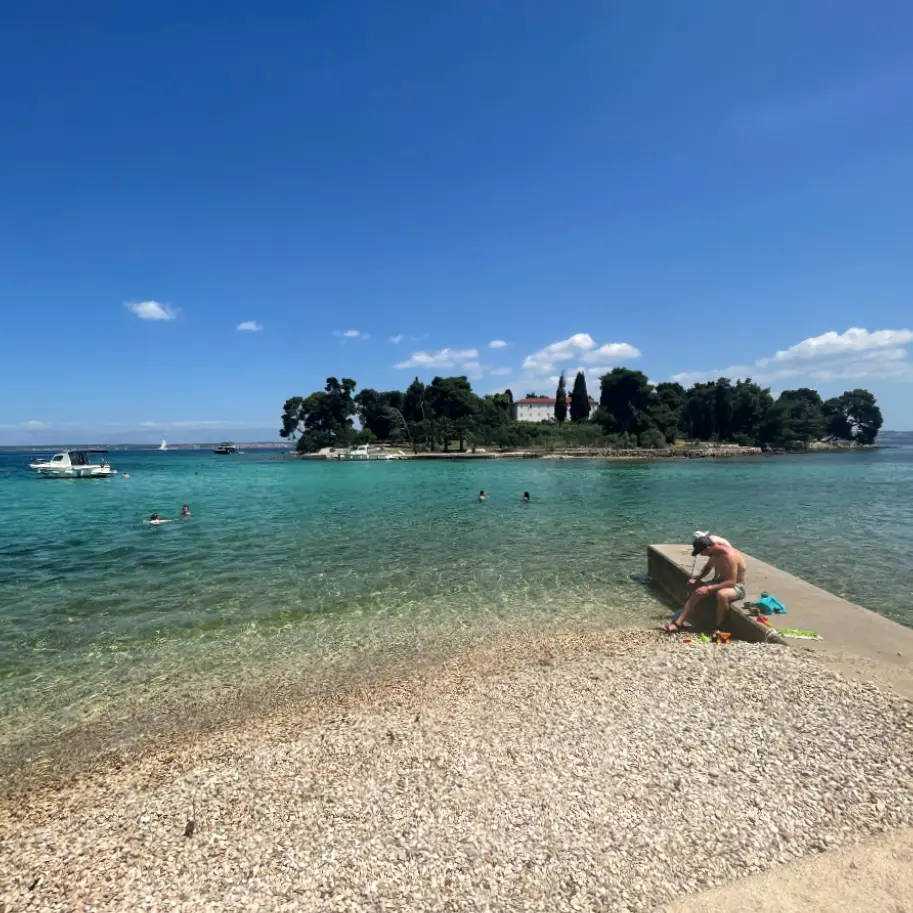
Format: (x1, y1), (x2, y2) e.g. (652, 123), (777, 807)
(755, 592), (787, 615)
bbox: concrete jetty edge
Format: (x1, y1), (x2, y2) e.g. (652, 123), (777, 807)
(647, 544), (913, 667)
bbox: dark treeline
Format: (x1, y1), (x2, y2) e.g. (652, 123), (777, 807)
(280, 369), (883, 453)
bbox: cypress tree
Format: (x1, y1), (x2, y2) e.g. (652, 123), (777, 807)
(554, 374), (568, 423)
(570, 371), (590, 423)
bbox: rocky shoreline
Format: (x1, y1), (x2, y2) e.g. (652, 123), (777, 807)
(298, 443), (875, 461)
(2, 630), (912, 912)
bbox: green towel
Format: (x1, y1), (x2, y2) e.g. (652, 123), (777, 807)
(777, 627), (821, 640)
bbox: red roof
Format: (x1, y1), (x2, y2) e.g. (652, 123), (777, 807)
(514, 396), (597, 405)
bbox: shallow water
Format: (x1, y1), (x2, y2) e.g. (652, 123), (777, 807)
(1, 445), (911, 773)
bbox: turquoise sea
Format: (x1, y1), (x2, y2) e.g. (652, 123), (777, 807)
(1, 445), (912, 782)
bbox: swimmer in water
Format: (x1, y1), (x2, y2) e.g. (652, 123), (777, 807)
(122, 473), (130, 479)
(147, 512), (172, 525)
(181, 504), (191, 517)
(479, 490), (487, 502)
(522, 491), (531, 502)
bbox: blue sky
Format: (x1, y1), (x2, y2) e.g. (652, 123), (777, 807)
(2, 0), (913, 443)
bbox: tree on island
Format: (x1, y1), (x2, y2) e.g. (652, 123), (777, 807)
(596, 368), (653, 433)
(401, 377), (427, 452)
(570, 371), (590, 423)
(730, 380), (774, 446)
(824, 389), (883, 444)
(354, 388), (404, 441)
(759, 388), (825, 449)
(554, 374), (568, 423)
(279, 377), (358, 453)
(426, 376), (478, 451)
(279, 372), (884, 454)
(487, 391), (512, 413)
(654, 381), (686, 438)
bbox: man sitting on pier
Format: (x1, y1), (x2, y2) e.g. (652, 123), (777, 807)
(689, 530), (731, 585)
(666, 536), (747, 633)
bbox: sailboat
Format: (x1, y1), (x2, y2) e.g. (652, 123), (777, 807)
(159, 439), (168, 451)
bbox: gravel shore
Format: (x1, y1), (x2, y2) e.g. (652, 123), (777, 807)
(2, 630), (913, 912)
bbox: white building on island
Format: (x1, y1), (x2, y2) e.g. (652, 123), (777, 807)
(510, 396), (598, 423)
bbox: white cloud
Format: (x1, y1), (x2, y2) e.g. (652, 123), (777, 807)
(137, 419), (265, 429)
(389, 334), (405, 344)
(769, 328), (913, 364)
(395, 347), (479, 370)
(489, 339), (508, 349)
(126, 300), (178, 321)
(581, 343), (641, 363)
(489, 367), (512, 376)
(521, 333), (595, 373)
(514, 334), (640, 395)
(670, 327), (913, 387)
(521, 333), (640, 373)
(547, 366), (610, 386)
(575, 365), (613, 378)
(335, 329), (369, 340)
(0, 419), (49, 430)
(236, 321), (262, 332)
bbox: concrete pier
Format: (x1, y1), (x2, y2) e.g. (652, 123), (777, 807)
(648, 544), (913, 667)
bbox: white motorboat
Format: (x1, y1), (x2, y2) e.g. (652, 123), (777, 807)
(29, 450), (118, 479)
(337, 445), (405, 461)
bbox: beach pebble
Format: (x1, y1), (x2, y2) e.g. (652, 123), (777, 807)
(2, 633), (913, 913)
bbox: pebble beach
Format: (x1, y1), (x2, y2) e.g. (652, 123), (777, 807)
(3, 630), (913, 913)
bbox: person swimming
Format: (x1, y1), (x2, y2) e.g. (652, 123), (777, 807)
(181, 504), (191, 517)
(522, 491), (531, 502)
(147, 512), (172, 525)
(479, 490), (487, 501)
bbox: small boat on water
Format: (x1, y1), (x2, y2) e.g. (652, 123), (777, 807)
(29, 450), (117, 479)
(159, 439), (168, 451)
(213, 441), (240, 454)
(337, 444), (405, 461)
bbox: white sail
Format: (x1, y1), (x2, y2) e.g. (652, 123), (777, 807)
(160, 439), (168, 451)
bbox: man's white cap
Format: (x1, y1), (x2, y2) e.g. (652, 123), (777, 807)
(693, 530), (709, 539)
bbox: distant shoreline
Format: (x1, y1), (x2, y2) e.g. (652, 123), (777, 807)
(0, 442), (287, 452)
(298, 442), (880, 462)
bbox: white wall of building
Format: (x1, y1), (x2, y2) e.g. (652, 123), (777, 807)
(510, 401), (598, 423)
(511, 402), (554, 422)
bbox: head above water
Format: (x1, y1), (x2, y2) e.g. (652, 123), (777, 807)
(522, 491), (530, 500)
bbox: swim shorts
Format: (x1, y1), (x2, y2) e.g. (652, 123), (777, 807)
(707, 578), (746, 601)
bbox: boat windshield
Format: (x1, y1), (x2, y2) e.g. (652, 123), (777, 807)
(51, 454), (65, 462)
(70, 452), (89, 466)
